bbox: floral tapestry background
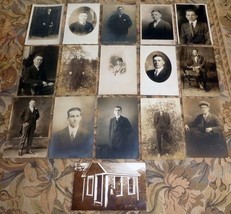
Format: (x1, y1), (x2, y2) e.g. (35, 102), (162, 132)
(1, 0), (231, 213)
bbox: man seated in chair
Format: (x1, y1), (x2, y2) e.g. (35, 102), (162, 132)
(21, 54), (54, 95)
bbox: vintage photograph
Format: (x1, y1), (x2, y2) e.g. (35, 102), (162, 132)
(141, 4), (175, 45)
(48, 96), (95, 158)
(179, 46), (220, 96)
(140, 46), (179, 96)
(96, 97), (139, 159)
(98, 45), (137, 95)
(182, 97), (228, 157)
(63, 3), (100, 44)
(72, 162), (146, 211)
(17, 45), (59, 96)
(3, 97), (52, 158)
(141, 98), (185, 159)
(25, 4), (64, 45)
(175, 3), (212, 45)
(101, 5), (136, 44)
(56, 45), (98, 95)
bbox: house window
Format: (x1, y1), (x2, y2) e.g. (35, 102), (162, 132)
(86, 176), (94, 196)
(115, 176), (123, 196)
(128, 177), (135, 195)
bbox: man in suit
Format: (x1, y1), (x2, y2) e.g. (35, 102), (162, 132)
(69, 12), (94, 35)
(180, 9), (211, 44)
(144, 9), (173, 40)
(146, 54), (171, 83)
(109, 106), (133, 158)
(185, 101), (228, 157)
(107, 6), (132, 41)
(154, 103), (171, 156)
(187, 49), (209, 91)
(22, 54), (54, 95)
(18, 100), (40, 156)
(49, 107), (93, 158)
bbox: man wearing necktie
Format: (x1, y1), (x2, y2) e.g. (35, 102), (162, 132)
(184, 101), (228, 157)
(179, 8), (211, 44)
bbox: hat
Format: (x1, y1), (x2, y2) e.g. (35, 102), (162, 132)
(199, 101), (210, 107)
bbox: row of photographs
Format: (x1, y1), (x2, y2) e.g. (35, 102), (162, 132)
(3, 96), (228, 159)
(25, 3), (212, 46)
(17, 45), (221, 97)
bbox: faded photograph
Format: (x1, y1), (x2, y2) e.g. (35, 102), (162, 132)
(48, 96), (95, 158)
(183, 97), (228, 157)
(72, 162), (146, 211)
(56, 45), (98, 96)
(141, 98), (185, 159)
(96, 97), (139, 159)
(3, 97), (52, 158)
(25, 4), (64, 45)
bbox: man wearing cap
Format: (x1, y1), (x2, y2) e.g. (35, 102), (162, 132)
(185, 101), (228, 157)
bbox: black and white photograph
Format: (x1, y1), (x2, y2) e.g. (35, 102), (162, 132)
(3, 97), (52, 158)
(179, 46), (220, 96)
(56, 45), (98, 96)
(182, 97), (228, 158)
(101, 5), (136, 44)
(175, 3), (212, 45)
(96, 97), (139, 159)
(141, 98), (185, 159)
(141, 4), (175, 45)
(17, 45), (59, 96)
(63, 4), (100, 44)
(72, 162), (146, 211)
(140, 46), (179, 96)
(25, 4), (64, 45)
(98, 45), (137, 95)
(48, 96), (95, 158)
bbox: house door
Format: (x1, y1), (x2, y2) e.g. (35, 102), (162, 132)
(94, 175), (103, 205)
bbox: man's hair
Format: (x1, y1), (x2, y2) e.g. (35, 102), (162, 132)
(151, 9), (162, 15)
(116, 57), (123, 62)
(33, 53), (43, 59)
(192, 49), (199, 52)
(117, 6), (124, 10)
(153, 54), (165, 61)
(67, 107), (81, 117)
(185, 9), (198, 15)
(114, 106), (122, 111)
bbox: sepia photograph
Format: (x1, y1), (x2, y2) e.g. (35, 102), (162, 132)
(140, 46), (179, 96)
(3, 97), (53, 158)
(48, 96), (95, 158)
(72, 162), (146, 211)
(141, 4), (175, 45)
(56, 45), (98, 96)
(25, 4), (64, 45)
(96, 97), (139, 159)
(179, 46), (220, 96)
(17, 45), (59, 96)
(175, 3), (212, 45)
(63, 3), (100, 44)
(141, 98), (185, 159)
(98, 45), (137, 95)
(182, 97), (228, 157)
(101, 5), (136, 44)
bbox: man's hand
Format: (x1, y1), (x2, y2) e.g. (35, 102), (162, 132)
(205, 127), (213, 133)
(185, 124), (190, 132)
(48, 82), (54, 86)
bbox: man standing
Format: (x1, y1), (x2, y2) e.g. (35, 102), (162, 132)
(146, 54), (171, 83)
(145, 9), (173, 40)
(49, 107), (92, 158)
(109, 106), (133, 157)
(180, 9), (211, 44)
(19, 100), (40, 156)
(108, 6), (132, 41)
(154, 103), (171, 156)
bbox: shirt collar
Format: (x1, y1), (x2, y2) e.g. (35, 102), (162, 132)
(68, 126), (79, 136)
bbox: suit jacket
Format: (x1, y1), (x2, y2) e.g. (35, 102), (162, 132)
(180, 21), (211, 44)
(154, 111), (171, 130)
(69, 22), (93, 34)
(146, 66), (171, 83)
(187, 55), (206, 73)
(49, 126), (93, 158)
(109, 116), (133, 149)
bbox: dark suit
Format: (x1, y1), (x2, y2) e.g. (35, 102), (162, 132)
(146, 67), (171, 83)
(69, 22), (94, 34)
(186, 113), (228, 157)
(154, 111), (171, 154)
(49, 127), (93, 158)
(144, 19), (173, 40)
(19, 107), (40, 152)
(180, 21), (211, 44)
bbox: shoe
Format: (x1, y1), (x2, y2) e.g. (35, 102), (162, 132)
(26, 150), (35, 155)
(18, 151), (23, 156)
